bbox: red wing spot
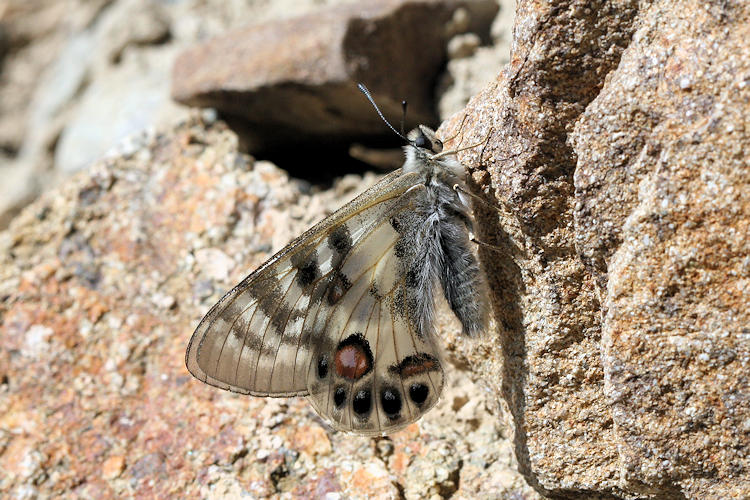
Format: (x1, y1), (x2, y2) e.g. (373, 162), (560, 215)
(399, 358), (437, 377)
(335, 344), (371, 380)
(327, 271), (352, 305)
(389, 353), (440, 378)
(329, 283), (344, 304)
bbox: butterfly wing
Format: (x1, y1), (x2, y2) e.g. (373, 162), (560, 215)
(185, 168), (423, 397)
(305, 184), (446, 435)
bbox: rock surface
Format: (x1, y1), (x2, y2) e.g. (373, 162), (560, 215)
(0, 114), (538, 499)
(0, 0), (370, 228)
(4, 0), (747, 498)
(171, 0), (499, 153)
(441, 0), (749, 498)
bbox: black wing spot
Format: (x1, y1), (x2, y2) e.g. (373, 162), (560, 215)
(390, 216), (401, 233)
(380, 386), (402, 418)
(353, 389), (372, 416)
(334, 386), (346, 408)
(409, 383), (429, 405)
(328, 225), (352, 256)
(327, 270), (352, 305)
(296, 258), (320, 287)
(317, 355), (328, 379)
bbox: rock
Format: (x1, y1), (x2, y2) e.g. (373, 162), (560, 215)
(440, 0), (749, 498)
(0, 158), (40, 229)
(0, 23), (8, 68)
(171, 0), (499, 153)
(571, 2), (750, 498)
(0, 113), (538, 498)
(0, 0), (111, 155)
(437, 0), (514, 119)
(0, 0), (357, 229)
(53, 46), (187, 174)
(101, 455), (126, 480)
(0, 0), (181, 227)
(446, 32), (481, 59)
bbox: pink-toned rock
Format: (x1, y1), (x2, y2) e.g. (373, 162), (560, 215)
(0, 113), (538, 499)
(171, 0), (498, 152)
(292, 424), (332, 457)
(441, 0), (749, 498)
(101, 455), (125, 479)
(342, 460), (400, 498)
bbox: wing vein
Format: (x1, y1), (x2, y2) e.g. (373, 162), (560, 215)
(210, 269), (292, 376)
(390, 283), (413, 422)
(252, 266), (300, 391)
(320, 238), (397, 419)
(268, 261), (315, 390)
(369, 265), (383, 432)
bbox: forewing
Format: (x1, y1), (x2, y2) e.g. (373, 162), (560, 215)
(306, 185), (446, 435)
(185, 169), (421, 396)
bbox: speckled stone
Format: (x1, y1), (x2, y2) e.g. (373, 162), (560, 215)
(572, 2), (750, 498)
(440, 0), (749, 498)
(171, 0), (498, 153)
(0, 113), (539, 499)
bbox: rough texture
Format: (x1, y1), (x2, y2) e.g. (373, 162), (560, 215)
(0, 114), (538, 499)
(171, 0), (498, 153)
(572, 2), (750, 498)
(0, 0), (361, 228)
(441, 0), (749, 498)
(4, 0), (747, 498)
(437, 0), (514, 119)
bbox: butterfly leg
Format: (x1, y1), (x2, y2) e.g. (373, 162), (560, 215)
(453, 183), (526, 256)
(440, 114), (469, 147)
(452, 183), (515, 214)
(467, 232), (504, 252)
(431, 128), (493, 160)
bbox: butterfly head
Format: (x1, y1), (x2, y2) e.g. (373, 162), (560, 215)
(408, 125), (443, 155)
(403, 125), (465, 186)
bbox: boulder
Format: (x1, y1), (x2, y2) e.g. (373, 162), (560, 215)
(171, 0), (499, 152)
(441, 0), (749, 498)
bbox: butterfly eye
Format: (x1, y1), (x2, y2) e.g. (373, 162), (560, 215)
(434, 139), (443, 152)
(414, 134), (429, 149)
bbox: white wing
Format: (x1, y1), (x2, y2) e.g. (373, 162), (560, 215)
(185, 169), (424, 396)
(304, 184), (445, 435)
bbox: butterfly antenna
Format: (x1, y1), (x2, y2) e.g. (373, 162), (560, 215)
(400, 100), (408, 137)
(357, 83), (412, 144)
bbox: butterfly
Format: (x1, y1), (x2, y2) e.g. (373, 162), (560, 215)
(186, 86), (489, 436)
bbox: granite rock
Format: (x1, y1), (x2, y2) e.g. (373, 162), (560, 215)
(171, 0), (499, 153)
(440, 0), (749, 498)
(0, 113), (539, 499)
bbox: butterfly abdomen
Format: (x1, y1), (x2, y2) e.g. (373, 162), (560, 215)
(395, 178), (488, 338)
(438, 215), (487, 336)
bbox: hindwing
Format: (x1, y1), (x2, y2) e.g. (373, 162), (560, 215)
(185, 169), (428, 399)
